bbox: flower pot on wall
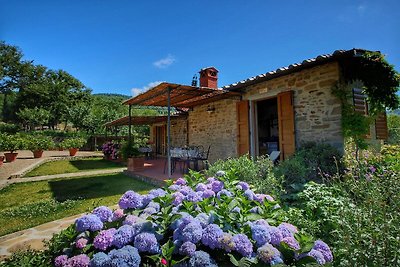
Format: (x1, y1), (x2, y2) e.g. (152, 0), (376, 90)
(69, 148), (78, 156)
(33, 150), (44, 158)
(4, 152), (18, 162)
(127, 157), (145, 172)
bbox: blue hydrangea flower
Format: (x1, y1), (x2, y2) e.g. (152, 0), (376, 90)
(257, 243), (283, 265)
(251, 224), (271, 247)
(112, 225), (134, 248)
(75, 214), (103, 232)
(118, 191), (143, 209)
(308, 249), (326, 265)
(254, 194), (266, 203)
(92, 206), (113, 223)
(268, 226), (283, 245)
(282, 236), (300, 250)
(215, 171), (226, 177)
(123, 215), (140, 226)
(232, 234), (253, 257)
(179, 241), (196, 256)
(244, 189), (255, 201)
(249, 207), (261, 214)
(251, 219), (270, 227)
(175, 178), (187, 185)
(171, 213), (193, 230)
(195, 213), (213, 227)
(232, 207), (241, 213)
(131, 221), (154, 236)
(179, 186), (193, 196)
(186, 191), (203, 203)
(237, 181), (250, 190)
(201, 224), (223, 249)
(94, 228), (116, 251)
(216, 189), (233, 199)
(207, 177), (217, 183)
(169, 184), (181, 191)
(148, 188), (167, 198)
(218, 233), (235, 252)
(108, 245), (141, 267)
(313, 240), (333, 262)
(54, 255), (68, 267)
(188, 251), (218, 267)
(172, 192), (185, 206)
(66, 254), (90, 267)
(134, 232), (160, 254)
(266, 195), (275, 202)
(211, 180), (224, 192)
(278, 222), (298, 238)
(90, 252), (110, 267)
(195, 183), (207, 192)
(181, 221), (203, 243)
(147, 201), (161, 211)
(201, 189), (215, 198)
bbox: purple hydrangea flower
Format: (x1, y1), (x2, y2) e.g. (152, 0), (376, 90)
(179, 241), (196, 256)
(94, 228), (116, 251)
(169, 184), (181, 191)
(257, 243), (283, 265)
(108, 245), (141, 267)
(134, 232), (160, 254)
(149, 188), (167, 198)
(249, 207), (261, 214)
(252, 219), (270, 227)
(201, 189), (215, 199)
(54, 255), (68, 267)
(308, 249), (326, 265)
(196, 213), (214, 227)
(141, 207), (158, 217)
(278, 222), (298, 238)
(147, 201), (161, 211)
(118, 191), (143, 209)
(216, 189), (233, 199)
(266, 195), (275, 202)
(211, 180), (224, 192)
(237, 181), (250, 190)
(175, 178), (187, 185)
(186, 191), (203, 203)
(179, 186), (193, 196)
(131, 221), (154, 236)
(171, 213), (193, 230)
(232, 234), (253, 257)
(218, 233), (235, 252)
(123, 215), (140, 226)
(112, 225), (134, 248)
(244, 189), (255, 201)
(268, 226), (283, 245)
(207, 177), (217, 183)
(251, 224), (271, 247)
(90, 252), (110, 267)
(112, 209), (124, 221)
(188, 251), (218, 267)
(202, 224), (223, 249)
(92, 206), (113, 223)
(67, 254), (90, 267)
(254, 194), (267, 203)
(75, 214), (103, 232)
(75, 237), (88, 249)
(172, 192), (185, 206)
(282, 236), (300, 250)
(181, 221), (203, 243)
(313, 240), (333, 262)
(195, 183), (207, 192)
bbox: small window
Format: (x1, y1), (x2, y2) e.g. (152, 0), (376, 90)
(352, 88), (368, 115)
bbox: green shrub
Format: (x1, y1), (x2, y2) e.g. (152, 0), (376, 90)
(26, 135), (55, 151)
(0, 122), (21, 134)
(59, 137), (86, 149)
(206, 155), (281, 196)
(0, 133), (27, 152)
(120, 140), (142, 159)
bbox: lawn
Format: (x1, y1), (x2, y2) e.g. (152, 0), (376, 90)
(24, 157), (123, 177)
(0, 173), (156, 236)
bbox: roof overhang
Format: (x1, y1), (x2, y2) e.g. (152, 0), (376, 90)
(123, 82), (241, 107)
(104, 114), (187, 128)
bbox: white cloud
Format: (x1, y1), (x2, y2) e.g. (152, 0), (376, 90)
(131, 81), (163, 96)
(153, 54), (176, 69)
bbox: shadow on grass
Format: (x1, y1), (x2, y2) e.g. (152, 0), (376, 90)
(48, 173), (155, 201)
(69, 158), (122, 171)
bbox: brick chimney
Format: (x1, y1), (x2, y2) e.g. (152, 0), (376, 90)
(199, 67), (218, 89)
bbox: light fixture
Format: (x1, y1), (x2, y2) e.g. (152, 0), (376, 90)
(206, 105), (215, 113)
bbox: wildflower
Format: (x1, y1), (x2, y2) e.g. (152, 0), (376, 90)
(112, 225), (134, 248)
(90, 252), (110, 267)
(54, 255), (68, 267)
(313, 240), (333, 262)
(118, 191), (143, 209)
(188, 251), (218, 267)
(111, 209), (124, 221)
(232, 233), (253, 257)
(66, 254), (90, 267)
(92, 206), (113, 223)
(257, 243), (283, 265)
(134, 232), (160, 254)
(308, 249), (326, 265)
(251, 224), (271, 247)
(202, 224), (223, 249)
(75, 214), (103, 232)
(94, 228), (116, 251)
(108, 245), (141, 267)
(179, 241), (196, 256)
(282, 236), (300, 250)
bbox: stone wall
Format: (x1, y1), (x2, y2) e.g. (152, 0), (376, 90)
(188, 99), (238, 163)
(244, 62), (344, 152)
(170, 118), (188, 147)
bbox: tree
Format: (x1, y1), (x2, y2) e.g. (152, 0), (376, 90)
(17, 107), (50, 130)
(387, 114), (400, 144)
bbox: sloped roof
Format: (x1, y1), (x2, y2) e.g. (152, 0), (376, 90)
(222, 48), (372, 91)
(104, 114), (187, 127)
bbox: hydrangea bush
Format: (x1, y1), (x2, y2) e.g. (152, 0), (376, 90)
(101, 142), (120, 160)
(53, 171), (333, 266)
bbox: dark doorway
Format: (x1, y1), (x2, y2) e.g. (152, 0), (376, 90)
(256, 98), (279, 156)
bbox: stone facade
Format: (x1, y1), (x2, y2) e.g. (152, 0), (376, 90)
(170, 118), (188, 147)
(187, 99), (238, 163)
(244, 62), (344, 152)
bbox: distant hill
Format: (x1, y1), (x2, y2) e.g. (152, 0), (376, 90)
(93, 93), (130, 99)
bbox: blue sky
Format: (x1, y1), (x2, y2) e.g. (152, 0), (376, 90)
(1, 0), (399, 96)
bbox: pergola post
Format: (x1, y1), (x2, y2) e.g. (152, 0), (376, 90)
(167, 87), (172, 178)
(128, 104), (132, 142)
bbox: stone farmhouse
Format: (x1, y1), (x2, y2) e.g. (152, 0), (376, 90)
(110, 49), (388, 162)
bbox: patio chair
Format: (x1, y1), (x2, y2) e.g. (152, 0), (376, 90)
(269, 150), (280, 164)
(198, 145), (210, 170)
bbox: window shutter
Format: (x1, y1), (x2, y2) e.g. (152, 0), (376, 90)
(375, 113), (388, 140)
(352, 88), (370, 138)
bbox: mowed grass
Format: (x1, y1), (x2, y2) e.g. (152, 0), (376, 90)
(0, 173), (156, 236)
(24, 157), (123, 177)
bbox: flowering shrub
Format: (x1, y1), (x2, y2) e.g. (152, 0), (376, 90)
(52, 171), (333, 266)
(101, 141), (120, 160)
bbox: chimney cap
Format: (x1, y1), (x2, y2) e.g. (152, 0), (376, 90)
(199, 66), (219, 73)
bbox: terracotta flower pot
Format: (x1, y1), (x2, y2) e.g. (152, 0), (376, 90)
(127, 157), (145, 172)
(4, 152), (18, 162)
(69, 148), (78, 156)
(0, 156), (4, 167)
(33, 150), (44, 158)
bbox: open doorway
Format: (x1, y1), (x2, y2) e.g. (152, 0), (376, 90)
(256, 98), (279, 156)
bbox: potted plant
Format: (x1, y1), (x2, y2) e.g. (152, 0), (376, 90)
(121, 140), (144, 171)
(60, 137), (86, 156)
(1, 134), (26, 162)
(27, 135), (55, 158)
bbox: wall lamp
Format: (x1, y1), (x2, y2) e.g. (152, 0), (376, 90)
(206, 105), (216, 113)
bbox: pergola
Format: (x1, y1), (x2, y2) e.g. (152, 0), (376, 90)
(121, 82), (241, 177)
